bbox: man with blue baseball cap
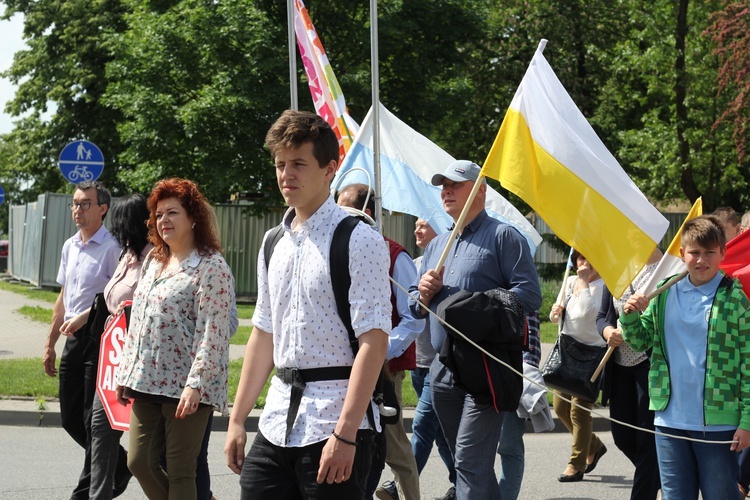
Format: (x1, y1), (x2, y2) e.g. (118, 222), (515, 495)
(410, 160), (541, 499)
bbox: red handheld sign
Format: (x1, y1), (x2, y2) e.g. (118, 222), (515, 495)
(96, 302), (132, 431)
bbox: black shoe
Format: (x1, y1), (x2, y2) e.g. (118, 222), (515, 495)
(112, 469), (133, 498)
(584, 445), (608, 474)
(558, 471), (584, 483)
(433, 486), (456, 500)
(375, 481), (399, 500)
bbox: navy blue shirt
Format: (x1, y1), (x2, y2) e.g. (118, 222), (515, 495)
(409, 210), (542, 352)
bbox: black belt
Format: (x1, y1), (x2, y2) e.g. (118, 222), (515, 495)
(275, 366), (352, 443)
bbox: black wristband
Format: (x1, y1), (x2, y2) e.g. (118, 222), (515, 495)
(332, 431), (358, 447)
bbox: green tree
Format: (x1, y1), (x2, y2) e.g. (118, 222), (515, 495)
(104, 0), (500, 202)
(104, 0), (289, 204)
(1, 0), (130, 195)
(0, 136), (23, 236)
(593, 0), (748, 211)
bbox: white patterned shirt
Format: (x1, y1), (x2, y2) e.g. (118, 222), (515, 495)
(612, 263), (658, 366)
(118, 250), (234, 413)
(253, 197), (392, 448)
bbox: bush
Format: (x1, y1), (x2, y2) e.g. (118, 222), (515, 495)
(540, 278), (562, 321)
(536, 262), (566, 281)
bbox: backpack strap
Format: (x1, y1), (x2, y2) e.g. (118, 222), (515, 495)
(330, 216), (361, 354)
(263, 215), (383, 431)
(261, 216), (359, 342)
(719, 274), (734, 290)
(329, 216), (385, 428)
(263, 223), (285, 272)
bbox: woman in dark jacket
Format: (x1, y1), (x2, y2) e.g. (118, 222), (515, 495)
(596, 249), (661, 500)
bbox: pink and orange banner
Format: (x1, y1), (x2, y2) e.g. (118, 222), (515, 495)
(294, 0), (358, 163)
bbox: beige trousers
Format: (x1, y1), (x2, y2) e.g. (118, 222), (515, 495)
(385, 371), (421, 500)
(553, 392), (604, 473)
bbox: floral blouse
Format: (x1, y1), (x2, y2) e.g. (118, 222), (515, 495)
(117, 249), (234, 413)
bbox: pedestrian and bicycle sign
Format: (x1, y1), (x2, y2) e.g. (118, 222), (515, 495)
(58, 140), (104, 184)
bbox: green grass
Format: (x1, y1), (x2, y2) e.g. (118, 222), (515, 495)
(0, 358), (60, 397)
(540, 321), (558, 344)
(18, 305), (53, 324)
(1, 357), (420, 408)
(231, 325), (251, 346)
(236, 304), (254, 319)
(401, 371), (418, 407)
(0, 357), (273, 407)
(540, 279), (562, 321)
(0, 280), (59, 303)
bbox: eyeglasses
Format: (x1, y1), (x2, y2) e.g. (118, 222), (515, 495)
(68, 201), (96, 211)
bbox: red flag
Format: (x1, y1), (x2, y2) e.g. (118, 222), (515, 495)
(722, 230), (750, 297)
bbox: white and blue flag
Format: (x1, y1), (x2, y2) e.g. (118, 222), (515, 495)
(332, 103), (542, 254)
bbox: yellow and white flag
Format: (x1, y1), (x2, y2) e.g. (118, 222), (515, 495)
(481, 40), (669, 298)
(639, 198), (702, 296)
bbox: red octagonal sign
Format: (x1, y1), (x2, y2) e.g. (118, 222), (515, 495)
(96, 306), (131, 431)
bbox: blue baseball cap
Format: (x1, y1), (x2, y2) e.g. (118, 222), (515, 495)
(431, 160), (482, 186)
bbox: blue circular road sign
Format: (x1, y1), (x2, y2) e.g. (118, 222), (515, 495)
(58, 140), (104, 184)
(0, 185), (4, 205)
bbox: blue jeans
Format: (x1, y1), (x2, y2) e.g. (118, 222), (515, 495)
(608, 360), (660, 499)
(431, 358), (504, 500)
(740, 447), (750, 490)
(655, 426), (740, 500)
(497, 411), (525, 500)
(410, 367), (455, 484)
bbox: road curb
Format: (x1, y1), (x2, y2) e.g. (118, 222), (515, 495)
(0, 398), (612, 434)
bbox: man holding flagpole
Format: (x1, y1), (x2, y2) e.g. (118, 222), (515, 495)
(410, 160), (541, 499)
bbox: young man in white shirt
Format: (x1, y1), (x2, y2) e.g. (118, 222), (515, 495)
(225, 110), (393, 499)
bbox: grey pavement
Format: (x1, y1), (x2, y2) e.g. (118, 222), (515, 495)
(0, 425), (636, 499)
(0, 284), (634, 497)
(0, 285), (59, 359)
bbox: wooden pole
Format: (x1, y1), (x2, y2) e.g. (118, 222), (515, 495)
(434, 174), (485, 271)
(551, 260), (572, 322)
(590, 270), (688, 382)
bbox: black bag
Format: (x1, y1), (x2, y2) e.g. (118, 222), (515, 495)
(540, 333), (606, 402)
(83, 293), (109, 340)
(436, 289), (525, 412)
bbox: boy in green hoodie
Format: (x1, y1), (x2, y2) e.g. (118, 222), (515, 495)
(621, 215), (750, 500)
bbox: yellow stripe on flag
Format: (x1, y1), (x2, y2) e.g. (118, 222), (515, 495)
(482, 41), (669, 298)
(489, 110), (657, 297)
(666, 198), (703, 257)
(638, 197), (702, 295)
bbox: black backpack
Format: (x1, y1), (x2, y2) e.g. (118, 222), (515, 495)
(262, 216), (399, 426)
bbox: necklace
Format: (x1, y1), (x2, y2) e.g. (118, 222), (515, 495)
(160, 256), (184, 277)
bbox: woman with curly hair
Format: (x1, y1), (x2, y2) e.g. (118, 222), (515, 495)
(116, 178), (233, 499)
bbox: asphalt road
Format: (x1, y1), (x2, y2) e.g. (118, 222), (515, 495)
(0, 426), (637, 499)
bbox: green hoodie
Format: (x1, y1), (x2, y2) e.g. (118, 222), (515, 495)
(620, 273), (750, 430)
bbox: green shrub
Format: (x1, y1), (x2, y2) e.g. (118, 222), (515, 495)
(540, 279), (562, 321)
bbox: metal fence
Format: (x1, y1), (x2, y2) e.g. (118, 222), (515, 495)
(215, 204), (419, 298)
(9, 193), (110, 287)
(7, 192), (688, 299)
(8, 195), (421, 299)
